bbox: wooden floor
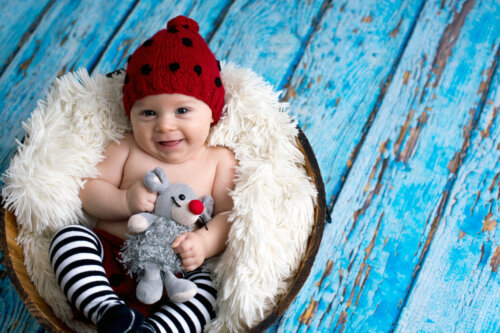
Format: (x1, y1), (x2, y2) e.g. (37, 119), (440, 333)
(1, 0), (499, 332)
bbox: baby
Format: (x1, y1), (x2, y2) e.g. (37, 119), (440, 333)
(49, 16), (236, 333)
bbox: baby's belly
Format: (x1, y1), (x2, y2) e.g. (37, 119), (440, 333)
(95, 220), (129, 240)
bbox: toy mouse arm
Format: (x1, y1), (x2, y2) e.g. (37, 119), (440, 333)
(198, 195), (214, 230)
(128, 212), (157, 233)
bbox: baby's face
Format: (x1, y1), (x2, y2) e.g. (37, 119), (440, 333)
(130, 93), (213, 164)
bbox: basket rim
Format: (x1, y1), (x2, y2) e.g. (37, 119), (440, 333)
(249, 127), (327, 332)
(0, 128), (327, 332)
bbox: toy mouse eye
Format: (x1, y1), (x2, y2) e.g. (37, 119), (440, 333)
(179, 194), (185, 200)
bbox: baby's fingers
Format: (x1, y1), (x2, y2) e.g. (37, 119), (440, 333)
(172, 233), (189, 251)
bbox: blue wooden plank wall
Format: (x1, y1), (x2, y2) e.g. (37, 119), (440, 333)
(0, 0), (498, 332)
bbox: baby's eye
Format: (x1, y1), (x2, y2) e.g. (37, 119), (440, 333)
(179, 194), (186, 200)
(176, 107), (189, 115)
(141, 110), (156, 117)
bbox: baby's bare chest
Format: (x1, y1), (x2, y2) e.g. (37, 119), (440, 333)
(121, 146), (217, 197)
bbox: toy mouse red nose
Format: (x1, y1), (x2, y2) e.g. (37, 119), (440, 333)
(189, 200), (204, 215)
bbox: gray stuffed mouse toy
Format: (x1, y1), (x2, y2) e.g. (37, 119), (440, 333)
(120, 167), (213, 304)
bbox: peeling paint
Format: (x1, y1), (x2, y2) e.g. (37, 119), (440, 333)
(447, 152), (461, 174)
(18, 41), (40, 73)
(389, 18), (403, 37)
(299, 298), (318, 326)
(394, 109), (415, 156)
(398, 111), (428, 163)
(431, 0), (475, 83)
(362, 14), (373, 23)
(355, 265), (371, 306)
(415, 191), (448, 277)
(349, 158), (388, 241)
(403, 70), (410, 84)
(283, 84), (297, 100)
(315, 260), (334, 288)
(334, 310), (348, 333)
(481, 212), (497, 232)
(364, 155), (381, 192)
(490, 246), (500, 272)
(489, 173), (500, 194)
(480, 106), (499, 138)
(470, 191), (481, 215)
(422, 0), (475, 98)
(346, 214), (382, 320)
(459, 230), (466, 239)
(335, 97), (341, 107)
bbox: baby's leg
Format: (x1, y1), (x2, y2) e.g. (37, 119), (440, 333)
(146, 269), (217, 333)
(49, 225), (145, 332)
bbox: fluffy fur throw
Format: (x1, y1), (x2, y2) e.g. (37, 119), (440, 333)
(2, 63), (316, 332)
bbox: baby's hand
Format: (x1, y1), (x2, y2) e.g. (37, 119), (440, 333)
(172, 232), (207, 271)
(126, 179), (157, 215)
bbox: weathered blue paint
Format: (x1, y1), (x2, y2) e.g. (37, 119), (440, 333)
(0, 272), (43, 332)
(209, 0), (327, 89)
(94, 0), (232, 74)
(0, 0), (136, 176)
(0, 0), (499, 332)
(273, 0), (499, 332)
(0, 0), (51, 76)
(395, 47), (500, 333)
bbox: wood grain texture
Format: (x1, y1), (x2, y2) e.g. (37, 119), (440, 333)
(94, 0), (232, 74)
(282, 0), (425, 205)
(0, 0), (51, 75)
(0, 0), (136, 177)
(0, 0), (499, 332)
(395, 45), (500, 333)
(272, 0), (500, 331)
(209, 0), (328, 88)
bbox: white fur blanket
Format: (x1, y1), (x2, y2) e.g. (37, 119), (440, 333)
(2, 63), (316, 332)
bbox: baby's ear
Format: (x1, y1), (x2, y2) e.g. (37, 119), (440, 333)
(144, 167), (170, 192)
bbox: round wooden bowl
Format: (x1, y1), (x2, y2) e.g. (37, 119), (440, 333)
(0, 128), (326, 332)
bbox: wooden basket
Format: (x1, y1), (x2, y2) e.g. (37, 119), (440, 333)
(0, 128), (326, 333)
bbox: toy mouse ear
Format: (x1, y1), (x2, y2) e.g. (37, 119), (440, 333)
(143, 167), (170, 192)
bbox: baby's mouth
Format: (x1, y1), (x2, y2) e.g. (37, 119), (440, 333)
(157, 139), (183, 147)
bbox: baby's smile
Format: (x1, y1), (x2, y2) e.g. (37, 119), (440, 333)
(157, 139), (184, 148)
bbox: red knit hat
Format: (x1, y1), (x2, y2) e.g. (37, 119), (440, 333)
(123, 16), (225, 124)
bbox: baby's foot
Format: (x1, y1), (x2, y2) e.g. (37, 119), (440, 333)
(97, 304), (144, 333)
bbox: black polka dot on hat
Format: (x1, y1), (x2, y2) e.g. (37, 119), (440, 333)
(143, 39), (153, 47)
(182, 24), (189, 29)
(182, 37), (193, 47)
(169, 62), (180, 72)
(215, 77), (222, 87)
(141, 64), (152, 75)
(124, 74), (130, 84)
(194, 65), (202, 76)
(167, 26), (178, 33)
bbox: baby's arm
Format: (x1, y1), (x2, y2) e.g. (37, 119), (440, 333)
(173, 148), (237, 271)
(79, 135), (156, 220)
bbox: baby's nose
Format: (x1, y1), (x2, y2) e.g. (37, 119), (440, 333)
(155, 114), (177, 131)
(189, 199), (204, 215)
